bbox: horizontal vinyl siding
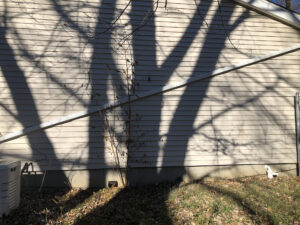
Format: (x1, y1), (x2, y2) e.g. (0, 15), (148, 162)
(129, 51), (300, 166)
(0, 0), (299, 171)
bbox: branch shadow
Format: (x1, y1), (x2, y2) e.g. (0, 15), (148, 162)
(0, 0), (68, 187)
(0, 0), (298, 224)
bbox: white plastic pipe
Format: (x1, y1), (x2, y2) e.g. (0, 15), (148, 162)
(0, 44), (299, 144)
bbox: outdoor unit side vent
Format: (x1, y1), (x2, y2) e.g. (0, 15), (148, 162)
(0, 159), (21, 217)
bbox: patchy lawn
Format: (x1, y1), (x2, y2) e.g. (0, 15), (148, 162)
(1, 176), (300, 225)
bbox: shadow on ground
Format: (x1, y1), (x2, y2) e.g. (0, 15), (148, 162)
(2, 176), (300, 225)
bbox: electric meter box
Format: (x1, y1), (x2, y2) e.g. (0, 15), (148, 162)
(0, 159), (21, 216)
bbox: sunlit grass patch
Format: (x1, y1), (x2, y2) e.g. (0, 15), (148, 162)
(167, 181), (249, 225)
(166, 176), (300, 225)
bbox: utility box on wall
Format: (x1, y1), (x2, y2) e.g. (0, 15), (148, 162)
(0, 159), (21, 216)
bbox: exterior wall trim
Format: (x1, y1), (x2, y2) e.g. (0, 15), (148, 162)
(233, 0), (300, 29)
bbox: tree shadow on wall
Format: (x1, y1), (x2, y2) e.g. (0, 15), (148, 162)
(0, 0), (69, 188)
(1, 0), (296, 224)
(74, 0), (253, 224)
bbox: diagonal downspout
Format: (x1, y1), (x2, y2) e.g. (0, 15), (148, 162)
(0, 44), (299, 144)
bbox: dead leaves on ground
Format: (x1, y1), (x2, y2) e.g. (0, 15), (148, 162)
(1, 176), (300, 225)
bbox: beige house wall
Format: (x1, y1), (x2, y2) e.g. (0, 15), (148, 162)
(0, 0), (299, 185)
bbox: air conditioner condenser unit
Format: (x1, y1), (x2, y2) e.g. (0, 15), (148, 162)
(0, 159), (21, 217)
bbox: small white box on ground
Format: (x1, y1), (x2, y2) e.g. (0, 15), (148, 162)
(0, 159), (21, 217)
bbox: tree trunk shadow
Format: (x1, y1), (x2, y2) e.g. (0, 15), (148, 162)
(74, 184), (173, 225)
(0, 1), (68, 187)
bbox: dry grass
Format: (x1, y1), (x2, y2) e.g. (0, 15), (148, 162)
(1, 175), (300, 225)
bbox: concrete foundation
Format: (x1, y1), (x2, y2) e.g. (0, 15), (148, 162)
(21, 164), (297, 188)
